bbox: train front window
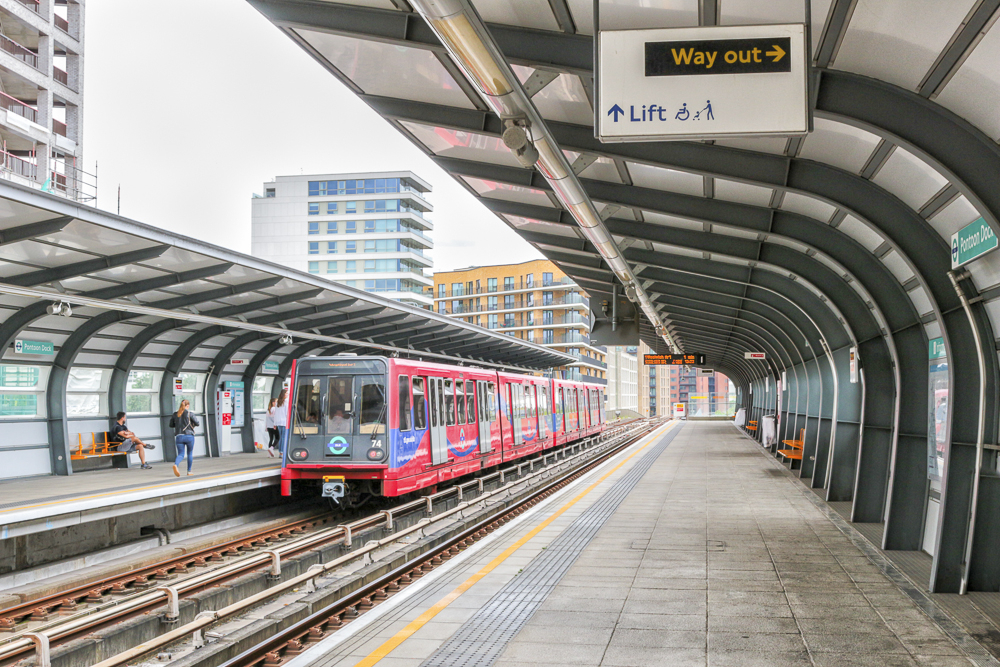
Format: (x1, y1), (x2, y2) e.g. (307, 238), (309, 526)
(326, 376), (352, 434)
(296, 378), (321, 434)
(358, 376), (386, 435)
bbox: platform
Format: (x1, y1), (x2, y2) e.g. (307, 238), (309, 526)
(0, 451), (284, 576)
(276, 421), (998, 667)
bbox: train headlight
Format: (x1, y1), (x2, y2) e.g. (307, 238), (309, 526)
(366, 447), (386, 461)
(290, 448), (309, 461)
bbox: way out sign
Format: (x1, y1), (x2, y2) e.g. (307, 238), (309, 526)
(597, 24), (809, 142)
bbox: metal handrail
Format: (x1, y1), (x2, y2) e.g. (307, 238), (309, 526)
(0, 91), (37, 123)
(0, 34), (38, 69)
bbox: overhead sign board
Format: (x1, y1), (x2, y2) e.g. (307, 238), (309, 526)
(951, 217), (997, 269)
(262, 360), (280, 375)
(745, 352), (766, 360)
(929, 337), (946, 360)
(644, 353), (707, 366)
(597, 23), (809, 142)
(13, 339), (53, 355)
(849, 347), (858, 384)
(173, 377), (183, 395)
(697, 368), (714, 376)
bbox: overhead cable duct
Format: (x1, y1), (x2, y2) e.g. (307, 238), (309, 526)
(409, 0), (677, 353)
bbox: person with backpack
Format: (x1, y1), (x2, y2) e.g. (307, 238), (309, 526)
(169, 399), (200, 477)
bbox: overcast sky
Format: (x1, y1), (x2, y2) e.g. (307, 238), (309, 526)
(82, 0), (542, 273)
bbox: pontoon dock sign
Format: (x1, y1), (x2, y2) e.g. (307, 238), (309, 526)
(597, 23), (808, 142)
(951, 217), (997, 269)
(745, 352), (766, 360)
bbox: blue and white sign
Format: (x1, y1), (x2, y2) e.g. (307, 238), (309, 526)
(597, 24), (809, 142)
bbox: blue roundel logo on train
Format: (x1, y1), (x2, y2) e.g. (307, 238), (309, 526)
(449, 427), (477, 456)
(327, 436), (349, 455)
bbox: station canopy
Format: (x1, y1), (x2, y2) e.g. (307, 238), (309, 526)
(248, 0), (1000, 393)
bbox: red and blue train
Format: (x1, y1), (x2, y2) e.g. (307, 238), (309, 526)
(279, 355), (607, 504)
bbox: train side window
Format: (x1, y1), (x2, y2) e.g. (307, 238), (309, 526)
(413, 377), (426, 429)
(477, 382), (486, 422)
(487, 382), (497, 421)
(445, 379), (456, 426)
(398, 375), (411, 431)
(466, 380), (476, 424)
(456, 381), (466, 425)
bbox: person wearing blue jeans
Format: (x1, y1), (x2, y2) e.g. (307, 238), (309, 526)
(273, 388), (289, 457)
(169, 399), (200, 476)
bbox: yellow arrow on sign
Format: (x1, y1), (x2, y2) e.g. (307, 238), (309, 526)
(766, 44), (786, 62)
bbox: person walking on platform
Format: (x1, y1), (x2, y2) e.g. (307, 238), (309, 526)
(110, 411), (154, 469)
(274, 388), (289, 457)
(170, 399), (200, 477)
(265, 397), (279, 457)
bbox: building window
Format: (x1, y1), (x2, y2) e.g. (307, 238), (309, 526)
(526, 273), (533, 287)
(526, 293), (533, 307)
(308, 242), (319, 255)
(438, 284), (447, 298)
(487, 296), (498, 310)
(346, 261), (356, 273)
(543, 272), (554, 286)
(467, 281), (473, 295)
(503, 277), (514, 290)
(346, 221), (356, 234)
(504, 294), (515, 309)
(487, 278), (497, 292)
(67, 367), (107, 417)
(326, 241), (337, 254)
(526, 312), (534, 326)
(326, 202), (338, 214)
(308, 261), (319, 273)
(326, 261), (337, 274)
(2, 365), (44, 418)
(308, 222), (319, 235)
(308, 202), (319, 216)
(543, 291), (553, 305)
(346, 241), (356, 253)
(251, 376), (274, 412)
(504, 313), (516, 327)
(265, 188), (275, 198)
(345, 280), (356, 287)
(488, 314), (498, 329)
(438, 303), (447, 313)
(365, 260), (377, 273)
(543, 329), (554, 344)
(326, 221), (338, 234)
(345, 201), (357, 214)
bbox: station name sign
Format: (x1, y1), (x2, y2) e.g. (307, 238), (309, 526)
(597, 23), (808, 142)
(745, 352), (766, 360)
(644, 353), (706, 366)
(951, 217), (997, 269)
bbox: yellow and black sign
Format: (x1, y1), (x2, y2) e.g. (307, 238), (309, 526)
(645, 37), (790, 76)
(644, 353), (707, 366)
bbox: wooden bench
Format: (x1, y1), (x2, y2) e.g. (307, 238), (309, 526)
(72, 432), (130, 468)
(778, 428), (805, 461)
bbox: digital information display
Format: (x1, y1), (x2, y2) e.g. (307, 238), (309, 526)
(644, 353), (706, 366)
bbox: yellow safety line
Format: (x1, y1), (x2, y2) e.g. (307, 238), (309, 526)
(0, 466), (281, 514)
(352, 421), (677, 667)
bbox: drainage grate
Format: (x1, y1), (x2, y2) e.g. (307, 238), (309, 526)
(419, 425), (682, 667)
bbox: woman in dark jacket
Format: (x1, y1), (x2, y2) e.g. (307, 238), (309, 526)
(169, 399), (200, 477)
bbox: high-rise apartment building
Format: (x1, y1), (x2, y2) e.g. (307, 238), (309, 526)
(606, 346), (638, 414)
(0, 0), (89, 200)
(251, 172), (434, 308)
(433, 259), (606, 384)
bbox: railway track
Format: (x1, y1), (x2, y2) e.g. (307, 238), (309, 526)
(3, 420), (653, 667)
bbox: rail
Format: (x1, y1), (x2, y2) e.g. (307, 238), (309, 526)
(12, 0), (39, 13)
(10, 420), (653, 667)
(51, 119), (66, 137)
(0, 149), (36, 180)
(0, 90), (37, 124)
(0, 34), (38, 70)
(53, 67), (68, 87)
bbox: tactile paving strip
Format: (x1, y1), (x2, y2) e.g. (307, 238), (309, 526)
(418, 424), (683, 667)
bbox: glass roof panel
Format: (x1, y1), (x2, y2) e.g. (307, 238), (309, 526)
(627, 162), (703, 196)
(881, 249), (915, 285)
(643, 211), (703, 232)
(471, 0), (559, 29)
(799, 118), (880, 174)
(33, 220), (161, 253)
(934, 24), (1000, 142)
(0, 201), (64, 231)
(871, 147), (949, 212)
(967, 255), (1000, 293)
(295, 30), (475, 109)
(908, 286), (933, 318)
(578, 157), (623, 183)
(59, 276), (119, 293)
(927, 195), (980, 241)
(142, 247), (226, 272)
(531, 74), (593, 125)
(713, 137), (788, 155)
(780, 192), (837, 222)
(833, 0), (976, 91)
(720, 0), (832, 53)
(88, 263), (171, 282)
(400, 122), (521, 167)
(714, 179), (773, 207)
(837, 215), (884, 252)
(571, 0), (698, 35)
(0, 240), (94, 267)
(461, 176), (555, 207)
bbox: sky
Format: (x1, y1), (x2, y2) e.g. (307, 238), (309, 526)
(82, 0), (542, 273)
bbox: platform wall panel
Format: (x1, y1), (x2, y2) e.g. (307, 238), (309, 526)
(0, 446), (51, 478)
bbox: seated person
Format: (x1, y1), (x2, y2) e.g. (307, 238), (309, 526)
(328, 409), (351, 434)
(110, 411), (155, 469)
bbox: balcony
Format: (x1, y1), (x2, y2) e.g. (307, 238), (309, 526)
(52, 119), (66, 137)
(0, 33), (38, 70)
(13, 0), (39, 14)
(53, 66), (68, 88)
(436, 278), (578, 298)
(542, 332), (589, 345)
(0, 148), (35, 179)
(0, 90), (37, 123)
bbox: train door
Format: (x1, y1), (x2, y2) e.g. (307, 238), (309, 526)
(477, 380), (491, 453)
(428, 377), (448, 465)
(556, 387), (565, 433)
(537, 384), (549, 439)
(511, 383), (523, 446)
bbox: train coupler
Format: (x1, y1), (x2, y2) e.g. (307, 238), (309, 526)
(322, 476), (347, 502)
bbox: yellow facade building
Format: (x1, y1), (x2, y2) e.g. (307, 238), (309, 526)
(433, 260), (606, 384)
